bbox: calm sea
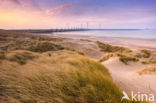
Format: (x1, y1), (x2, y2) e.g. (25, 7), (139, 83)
(54, 29), (156, 39)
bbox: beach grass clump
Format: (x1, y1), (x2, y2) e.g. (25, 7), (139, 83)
(4, 40), (64, 53)
(139, 66), (156, 75)
(99, 53), (115, 62)
(28, 42), (64, 53)
(7, 51), (38, 65)
(118, 54), (139, 64)
(0, 50), (130, 103)
(135, 49), (151, 58)
(141, 58), (156, 64)
(65, 47), (85, 56)
(141, 61), (149, 64)
(5, 40), (35, 51)
(38, 36), (65, 42)
(96, 41), (132, 53)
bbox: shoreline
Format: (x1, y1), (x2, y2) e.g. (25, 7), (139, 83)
(52, 33), (156, 50)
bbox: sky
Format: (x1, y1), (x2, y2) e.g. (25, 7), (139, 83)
(0, 0), (156, 29)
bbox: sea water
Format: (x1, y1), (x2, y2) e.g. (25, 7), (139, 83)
(54, 29), (156, 39)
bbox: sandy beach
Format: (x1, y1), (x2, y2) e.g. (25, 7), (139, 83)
(53, 33), (156, 50)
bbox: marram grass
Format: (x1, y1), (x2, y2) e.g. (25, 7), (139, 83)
(0, 50), (139, 103)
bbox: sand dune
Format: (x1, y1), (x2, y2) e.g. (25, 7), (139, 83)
(103, 57), (156, 100)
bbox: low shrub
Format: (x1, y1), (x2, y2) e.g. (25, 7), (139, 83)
(139, 66), (156, 75)
(135, 49), (151, 58)
(38, 36), (64, 42)
(5, 41), (64, 53)
(118, 54), (139, 64)
(28, 42), (64, 53)
(96, 41), (132, 53)
(99, 53), (114, 62)
(5, 40), (36, 51)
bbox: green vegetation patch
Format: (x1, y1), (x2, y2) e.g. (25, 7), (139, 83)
(4, 40), (64, 53)
(135, 49), (151, 58)
(38, 36), (65, 42)
(5, 40), (35, 51)
(99, 53), (115, 62)
(28, 42), (64, 53)
(96, 41), (132, 53)
(118, 54), (139, 64)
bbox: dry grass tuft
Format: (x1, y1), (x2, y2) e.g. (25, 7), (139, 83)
(135, 49), (151, 58)
(139, 66), (156, 75)
(38, 36), (65, 42)
(96, 41), (132, 53)
(6, 51), (38, 65)
(99, 53), (115, 62)
(28, 42), (64, 53)
(118, 54), (139, 65)
(3, 40), (64, 53)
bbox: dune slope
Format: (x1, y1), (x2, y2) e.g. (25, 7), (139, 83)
(103, 57), (156, 98)
(0, 50), (124, 103)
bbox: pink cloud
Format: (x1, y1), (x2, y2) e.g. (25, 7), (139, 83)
(45, 3), (79, 16)
(19, 0), (41, 11)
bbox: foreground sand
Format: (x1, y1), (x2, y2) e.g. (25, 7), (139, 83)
(103, 57), (156, 96)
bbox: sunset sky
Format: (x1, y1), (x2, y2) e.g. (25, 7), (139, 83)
(0, 0), (156, 29)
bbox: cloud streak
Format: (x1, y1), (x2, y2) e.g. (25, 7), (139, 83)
(45, 3), (79, 16)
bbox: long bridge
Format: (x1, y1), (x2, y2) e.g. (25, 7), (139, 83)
(14, 29), (89, 33)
